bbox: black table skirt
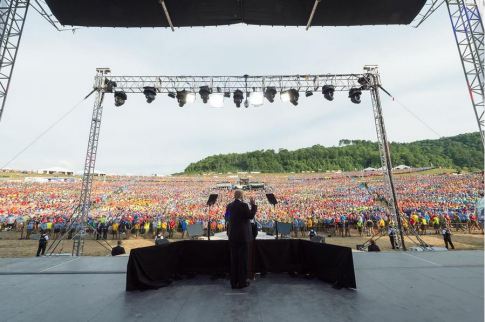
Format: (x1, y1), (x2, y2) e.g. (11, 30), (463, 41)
(126, 239), (356, 291)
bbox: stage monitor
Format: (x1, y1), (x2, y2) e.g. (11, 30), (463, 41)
(276, 222), (291, 236)
(187, 223), (204, 238)
(266, 193), (277, 206)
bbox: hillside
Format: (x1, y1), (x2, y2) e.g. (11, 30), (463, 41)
(184, 132), (483, 174)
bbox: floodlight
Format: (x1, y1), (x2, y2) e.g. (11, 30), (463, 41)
(114, 91), (127, 107)
(176, 90), (196, 107)
(281, 89), (299, 106)
(199, 86), (211, 104)
(233, 90), (244, 108)
(209, 93), (224, 107)
(143, 87), (157, 103)
(349, 88), (362, 104)
(322, 85), (335, 101)
(249, 91), (264, 106)
(264, 87), (277, 103)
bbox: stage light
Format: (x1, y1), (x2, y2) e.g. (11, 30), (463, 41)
(114, 91), (127, 107)
(176, 90), (196, 107)
(143, 87), (157, 103)
(233, 90), (244, 108)
(209, 93), (224, 107)
(264, 87), (277, 103)
(281, 89), (299, 106)
(349, 88), (362, 104)
(104, 79), (117, 93)
(322, 85), (335, 101)
(249, 91), (264, 106)
(305, 90), (313, 97)
(199, 86), (211, 104)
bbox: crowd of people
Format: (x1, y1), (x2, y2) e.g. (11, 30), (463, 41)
(0, 172), (482, 241)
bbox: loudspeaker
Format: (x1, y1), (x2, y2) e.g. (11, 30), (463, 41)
(187, 223), (204, 237)
(207, 194), (218, 206)
(266, 193), (278, 205)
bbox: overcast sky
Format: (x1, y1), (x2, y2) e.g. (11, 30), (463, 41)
(0, 8), (478, 175)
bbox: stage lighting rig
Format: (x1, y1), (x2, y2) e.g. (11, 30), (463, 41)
(233, 90), (244, 107)
(358, 76), (371, 90)
(114, 91), (127, 107)
(176, 90), (196, 107)
(281, 89), (299, 106)
(264, 87), (277, 103)
(349, 88), (362, 104)
(322, 85), (335, 101)
(143, 87), (157, 103)
(199, 86), (211, 104)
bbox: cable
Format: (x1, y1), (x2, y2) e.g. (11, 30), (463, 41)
(1, 89), (96, 169)
(378, 85), (442, 138)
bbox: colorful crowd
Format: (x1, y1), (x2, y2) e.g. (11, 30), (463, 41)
(0, 172), (483, 239)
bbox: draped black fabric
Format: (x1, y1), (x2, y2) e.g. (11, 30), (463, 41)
(126, 240), (356, 291)
(46, 0), (426, 28)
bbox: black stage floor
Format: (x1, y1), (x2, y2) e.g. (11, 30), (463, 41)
(0, 251), (483, 322)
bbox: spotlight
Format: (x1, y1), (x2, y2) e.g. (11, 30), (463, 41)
(349, 88), (362, 104)
(249, 91), (264, 106)
(199, 86), (211, 104)
(209, 93), (224, 107)
(322, 85), (335, 101)
(281, 89), (299, 106)
(233, 89), (244, 107)
(104, 79), (117, 93)
(114, 91), (127, 107)
(305, 90), (313, 97)
(176, 90), (196, 107)
(142, 87), (157, 103)
(264, 87), (277, 103)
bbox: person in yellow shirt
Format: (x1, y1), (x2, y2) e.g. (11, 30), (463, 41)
(161, 221), (167, 237)
(378, 218), (386, 235)
(111, 222), (119, 240)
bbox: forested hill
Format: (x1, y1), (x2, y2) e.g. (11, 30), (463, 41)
(183, 132), (483, 174)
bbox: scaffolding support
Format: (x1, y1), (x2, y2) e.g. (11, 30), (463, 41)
(446, 0), (484, 145)
(0, 0), (29, 122)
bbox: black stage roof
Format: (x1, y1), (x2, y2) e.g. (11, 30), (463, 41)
(46, 0), (426, 28)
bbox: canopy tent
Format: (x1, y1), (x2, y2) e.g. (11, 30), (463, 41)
(45, 0), (427, 28)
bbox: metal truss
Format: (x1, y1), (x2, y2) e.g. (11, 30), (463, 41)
(0, 0), (29, 122)
(100, 73), (365, 95)
(446, 0), (484, 145)
(30, 0), (74, 32)
(413, 0), (445, 27)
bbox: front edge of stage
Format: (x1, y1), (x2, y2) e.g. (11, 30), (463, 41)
(126, 239), (356, 291)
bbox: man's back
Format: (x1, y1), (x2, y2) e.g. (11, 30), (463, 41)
(111, 245), (125, 256)
(227, 199), (257, 242)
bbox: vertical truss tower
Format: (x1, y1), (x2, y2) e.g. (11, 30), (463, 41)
(0, 0), (29, 121)
(446, 0), (484, 144)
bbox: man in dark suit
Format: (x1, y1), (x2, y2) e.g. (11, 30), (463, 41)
(111, 240), (126, 256)
(226, 190), (257, 289)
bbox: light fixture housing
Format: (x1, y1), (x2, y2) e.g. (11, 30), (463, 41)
(349, 87), (362, 104)
(143, 87), (157, 103)
(114, 91), (127, 107)
(176, 90), (196, 107)
(105, 79), (117, 93)
(281, 89), (299, 106)
(264, 87), (277, 103)
(322, 85), (335, 101)
(233, 90), (244, 108)
(199, 86), (211, 104)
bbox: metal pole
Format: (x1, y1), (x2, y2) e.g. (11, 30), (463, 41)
(368, 68), (406, 251)
(74, 68), (109, 256)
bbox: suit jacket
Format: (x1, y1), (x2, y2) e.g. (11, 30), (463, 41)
(227, 199), (257, 242)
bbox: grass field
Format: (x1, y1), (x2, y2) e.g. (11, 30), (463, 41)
(0, 231), (482, 257)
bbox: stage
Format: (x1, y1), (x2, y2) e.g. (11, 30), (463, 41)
(0, 250), (482, 322)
